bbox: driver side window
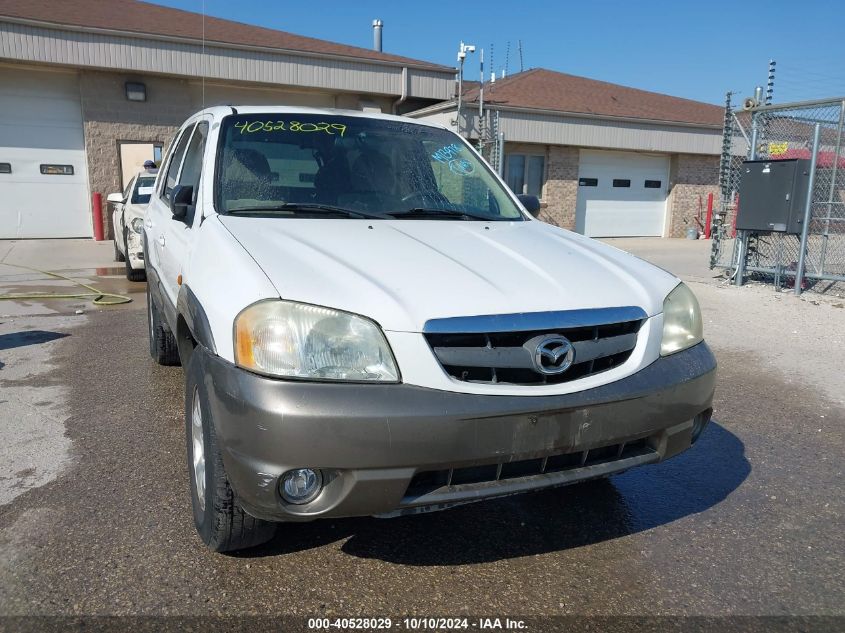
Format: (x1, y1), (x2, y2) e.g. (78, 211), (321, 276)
(176, 121), (209, 225)
(161, 125), (194, 202)
(178, 122), (208, 194)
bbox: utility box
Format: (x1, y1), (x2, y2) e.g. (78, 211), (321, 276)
(735, 158), (811, 233)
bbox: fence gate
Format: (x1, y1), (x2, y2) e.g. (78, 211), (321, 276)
(710, 97), (845, 295)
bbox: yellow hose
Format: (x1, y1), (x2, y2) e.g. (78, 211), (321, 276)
(0, 262), (133, 306)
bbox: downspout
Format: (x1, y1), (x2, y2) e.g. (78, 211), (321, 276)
(392, 67), (408, 114)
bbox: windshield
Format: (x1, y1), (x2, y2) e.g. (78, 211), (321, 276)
(131, 176), (157, 205)
(215, 113), (524, 221)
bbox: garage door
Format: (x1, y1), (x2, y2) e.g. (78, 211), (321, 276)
(576, 150), (669, 237)
(0, 67), (90, 238)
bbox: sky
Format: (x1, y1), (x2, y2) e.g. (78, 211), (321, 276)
(152, 0), (845, 106)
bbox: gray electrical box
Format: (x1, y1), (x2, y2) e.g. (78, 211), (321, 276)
(735, 158), (811, 233)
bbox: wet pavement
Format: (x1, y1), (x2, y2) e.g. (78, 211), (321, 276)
(0, 250), (843, 625)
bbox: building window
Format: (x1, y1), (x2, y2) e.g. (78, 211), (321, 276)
(612, 179), (631, 188)
(40, 164), (74, 175)
(579, 177), (598, 187)
(0, 163), (10, 174)
(644, 179), (662, 188)
(506, 153), (545, 198)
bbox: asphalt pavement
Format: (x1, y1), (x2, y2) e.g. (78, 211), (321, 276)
(0, 238), (842, 628)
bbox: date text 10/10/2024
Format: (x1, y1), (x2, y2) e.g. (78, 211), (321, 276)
(307, 617), (528, 630)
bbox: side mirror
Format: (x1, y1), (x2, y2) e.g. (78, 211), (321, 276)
(106, 192), (124, 205)
(169, 185), (194, 222)
(518, 194), (541, 217)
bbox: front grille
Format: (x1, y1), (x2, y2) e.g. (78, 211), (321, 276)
(424, 318), (643, 385)
(406, 439), (651, 497)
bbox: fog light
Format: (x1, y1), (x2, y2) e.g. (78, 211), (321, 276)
(280, 468), (322, 504)
(691, 409), (712, 444)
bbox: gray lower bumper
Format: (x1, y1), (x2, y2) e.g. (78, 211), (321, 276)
(198, 343), (716, 522)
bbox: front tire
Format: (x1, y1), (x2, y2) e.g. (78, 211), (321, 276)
(146, 282), (180, 366)
(185, 352), (277, 552)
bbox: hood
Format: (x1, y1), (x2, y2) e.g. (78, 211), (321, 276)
(218, 217), (679, 332)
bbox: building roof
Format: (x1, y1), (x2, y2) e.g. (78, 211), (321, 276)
(0, 0), (452, 71)
(462, 68), (724, 127)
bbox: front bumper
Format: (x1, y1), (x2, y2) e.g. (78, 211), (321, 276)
(198, 343), (716, 522)
(126, 230), (145, 270)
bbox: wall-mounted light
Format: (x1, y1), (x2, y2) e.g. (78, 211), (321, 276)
(125, 82), (146, 102)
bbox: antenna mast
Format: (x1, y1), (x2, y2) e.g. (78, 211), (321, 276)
(504, 41), (510, 79)
(479, 48), (484, 121)
(201, 0), (206, 108)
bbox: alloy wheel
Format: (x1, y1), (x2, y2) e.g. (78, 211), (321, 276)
(191, 387), (206, 511)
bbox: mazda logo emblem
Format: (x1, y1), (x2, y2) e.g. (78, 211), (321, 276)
(533, 336), (575, 375)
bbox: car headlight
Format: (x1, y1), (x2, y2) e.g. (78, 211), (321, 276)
(130, 217), (144, 234)
(234, 300), (399, 382)
(660, 283), (703, 356)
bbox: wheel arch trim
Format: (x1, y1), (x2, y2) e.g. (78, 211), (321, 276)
(144, 261), (176, 331)
(177, 284), (217, 355)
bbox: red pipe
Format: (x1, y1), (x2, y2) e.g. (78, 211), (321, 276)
(704, 192), (714, 239)
(92, 192), (104, 241)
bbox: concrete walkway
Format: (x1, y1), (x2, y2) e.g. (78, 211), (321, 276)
(0, 239), (145, 317)
(601, 237), (716, 283)
(0, 238), (116, 271)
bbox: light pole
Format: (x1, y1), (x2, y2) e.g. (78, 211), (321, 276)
(455, 41), (475, 138)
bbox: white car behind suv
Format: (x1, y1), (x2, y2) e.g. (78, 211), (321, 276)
(144, 106), (716, 552)
(108, 169), (157, 281)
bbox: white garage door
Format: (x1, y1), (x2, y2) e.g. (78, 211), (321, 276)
(0, 67), (90, 238)
(576, 149), (670, 237)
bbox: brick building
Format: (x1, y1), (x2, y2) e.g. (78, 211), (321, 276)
(0, 0), (453, 238)
(1, 1), (722, 239)
(408, 69), (723, 238)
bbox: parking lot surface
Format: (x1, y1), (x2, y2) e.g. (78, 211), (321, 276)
(0, 238), (843, 621)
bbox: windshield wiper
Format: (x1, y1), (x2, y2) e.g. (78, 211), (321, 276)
(226, 203), (384, 219)
(388, 208), (495, 221)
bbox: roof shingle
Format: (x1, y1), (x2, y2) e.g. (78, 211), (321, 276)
(464, 68), (723, 127)
(0, 0), (453, 71)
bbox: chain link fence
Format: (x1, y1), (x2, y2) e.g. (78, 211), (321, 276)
(710, 97), (845, 295)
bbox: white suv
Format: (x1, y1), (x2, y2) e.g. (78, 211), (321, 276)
(145, 106), (716, 552)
